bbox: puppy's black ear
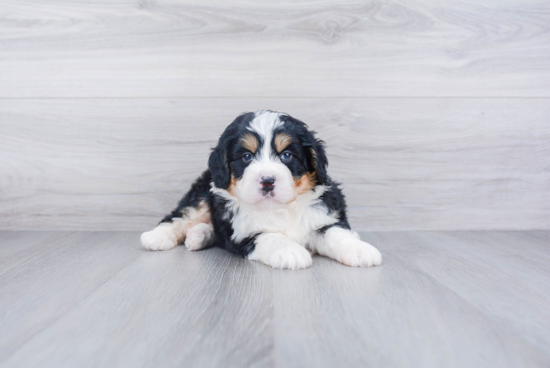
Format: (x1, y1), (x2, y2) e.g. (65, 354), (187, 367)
(208, 112), (256, 189)
(283, 114), (331, 186)
(208, 142), (230, 189)
(307, 137), (330, 185)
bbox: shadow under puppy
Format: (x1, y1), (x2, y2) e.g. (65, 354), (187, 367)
(141, 110), (382, 270)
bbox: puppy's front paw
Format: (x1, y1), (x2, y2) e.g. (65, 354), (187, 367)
(247, 234), (313, 270)
(336, 240), (382, 267)
(184, 223), (213, 251)
(268, 246), (313, 270)
(141, 229), (177, 251)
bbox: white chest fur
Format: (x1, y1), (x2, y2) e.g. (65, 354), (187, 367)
(211, 185), (338, 247)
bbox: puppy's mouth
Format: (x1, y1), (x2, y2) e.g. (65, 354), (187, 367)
(261, 190), (275, 198)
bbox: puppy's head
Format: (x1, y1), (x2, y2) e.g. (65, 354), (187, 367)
(208, 110), (329, 207)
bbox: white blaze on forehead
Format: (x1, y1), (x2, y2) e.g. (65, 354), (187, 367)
(247, 110), (284, 161)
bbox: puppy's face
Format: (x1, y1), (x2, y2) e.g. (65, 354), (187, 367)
(209, 111), (329, 208)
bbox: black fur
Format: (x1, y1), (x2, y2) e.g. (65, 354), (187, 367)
(159, 170), (212, 224)
(316, 182), (351, 234)
(208, 193), (260, 256)
(279, 115), (330, 185)
(207, 112), (256, 189)
(158, 111), (350, 258)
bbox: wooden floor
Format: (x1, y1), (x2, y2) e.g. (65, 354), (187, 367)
(0, 231), (549, 368)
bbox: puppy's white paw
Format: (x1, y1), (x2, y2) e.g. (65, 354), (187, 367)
(141, 228), (177, 251)
(247, 234), (313, 270)
(184, 223), (213, 251)
(336, 240), (382, 267)
(267, 246), (312, 270)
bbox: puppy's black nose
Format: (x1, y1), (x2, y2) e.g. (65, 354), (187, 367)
(260, 177), (275, 192)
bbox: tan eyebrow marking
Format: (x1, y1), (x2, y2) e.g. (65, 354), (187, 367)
(274, 133), (293, 152)
(240, 134), (258, 153)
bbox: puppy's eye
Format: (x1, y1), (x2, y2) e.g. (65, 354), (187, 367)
(280, 151), (292, 163)
(242, 153), (253, 163)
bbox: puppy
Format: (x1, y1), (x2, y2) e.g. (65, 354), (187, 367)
(141, 110), (382, 270)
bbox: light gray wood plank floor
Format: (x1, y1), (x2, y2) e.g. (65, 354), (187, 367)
(0, 231), (548, 368)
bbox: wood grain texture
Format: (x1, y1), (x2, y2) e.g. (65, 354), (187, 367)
(1, 98), (548, 231)
(364, 231), (550, 353)
(0, 231), (67, 258)
(273, 234), (549, 368)
(1, 0), (550, 98)
(1, 236), (273, 368)
(0, 231), (142, 361)
(1, 231), (549, 367)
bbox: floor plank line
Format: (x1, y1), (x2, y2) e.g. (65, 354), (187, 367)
(0, 231), (548, 367)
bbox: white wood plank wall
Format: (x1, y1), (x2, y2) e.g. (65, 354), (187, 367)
(0, 0), (549, 231)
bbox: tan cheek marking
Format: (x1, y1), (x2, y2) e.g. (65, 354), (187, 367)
(241, 134), (258, 153)
(227, 175), (238, 196)
(294, 172), (316, 196)
(275, 133), (293, 152)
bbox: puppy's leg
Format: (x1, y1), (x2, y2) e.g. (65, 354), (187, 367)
(313, 227), (382, 267)
(247, 233), (312, 270)
(184, 223), (214, 251)
(141, 201), (212, 251)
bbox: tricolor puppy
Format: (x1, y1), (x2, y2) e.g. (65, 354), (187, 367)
(141, 110), (382, 270)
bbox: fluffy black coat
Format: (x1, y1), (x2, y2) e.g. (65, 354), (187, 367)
(158, 112), (350, 257)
